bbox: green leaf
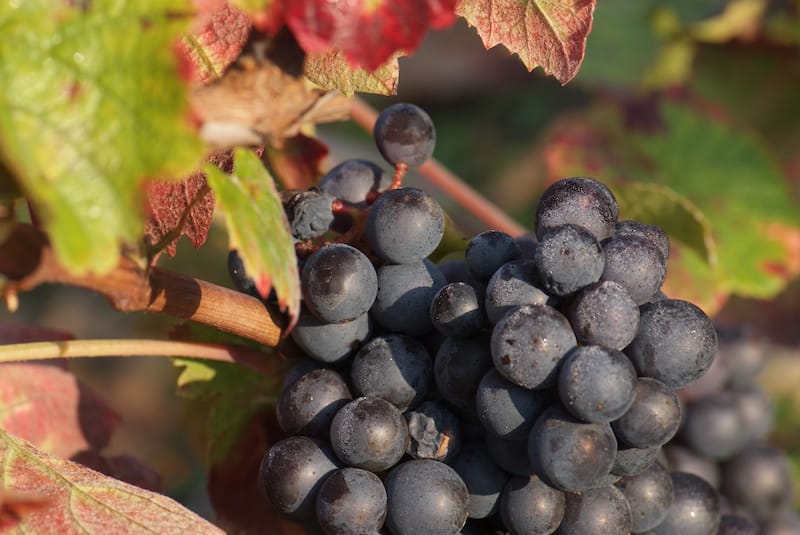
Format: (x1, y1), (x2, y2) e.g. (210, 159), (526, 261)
(205, 148), (301, 324)
(0, 1), (204, 274)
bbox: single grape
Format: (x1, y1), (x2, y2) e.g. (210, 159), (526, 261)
(259, 436), (341, 519)
(557, 485), (633, 535)
(533, 223), (604, 297)
(730, 383), (773, 445)
(227, 249), (257, 296)
(652, 472), (720, 535)
(366, 187), (445, 264)
(301, 243), (378, 323)
(681, 392), (748, 461)
(317, 159), (390, 208)
(385, 459), (470, 535)
(291, 308), (372, 363)
(281, 188), (335, 240)
(434, 335), (493, 413)
(350, 334), (432, 412)
(450, 442), (510, 520)
(528, 405), (617, 492)
(464, 230), (522, 282)
(662, 445), (721, 489)
(475, 368), (551, 440)
(484, 259), (550, 324)
(615, 461), (674, 533)
(721, 446), (794, 523)
(558, 345), (638, 424)
(276, 368), (352, 438)
(614, 220), (670, 263)
(600, 234), (666, 305)
(535, 177), (619, 242)
(716, 327), (766, 389)
(500, 474), (565, 535)
(371, 259), (447, 336)
(405, 400), (462, 462)
(315, 468), (387, 535)
(490, 304), (577, 389)
(568, 280), (639, 350)
(611, 378), (681, 449)
(329, 397), (409, 472)
(626, 299), (718, 388)
(429, 282), (487, 338)
(373, 102), (436, 167)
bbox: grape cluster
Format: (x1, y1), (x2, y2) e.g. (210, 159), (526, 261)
(239, 103), (798, 535)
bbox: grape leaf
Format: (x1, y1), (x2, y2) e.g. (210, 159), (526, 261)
(205, 149), (300, 323)
(304, 50), (400, 96)
(284, 0), (458, 71)
(179, 3), (253, 83)
(264, 133), (330, 191)
(0, 1), (204, 275)
(456, 0), (597, 84)
(0, 428), (223, 534)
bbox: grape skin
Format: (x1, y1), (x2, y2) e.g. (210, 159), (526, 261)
(612, 378), (681, 449)
(317, 159), (390, 208)
(535, 176), (619, 242)
(484, 259), (550, 324)
(276, 368), (352, 438)
(600, 234), (666, 305)
(371, 259), (447, 336)
(568, 280), (639, 351)
(500, 474), (565, 535)
(373, 102), (436, 167)
(429, 282), (487, 338)
(475, 368), (551, 440)
(533, 223), (605, 297)
(556, 485), (632, 535)
(433, 335), (493, 413)
(653, 472), (720, 535)
(615, 460), (674, 533)
(315, 468), (387, 535)
(464, 230), (522, 282)
(290, 308), (372, 363)
(450, 441), (510, 520)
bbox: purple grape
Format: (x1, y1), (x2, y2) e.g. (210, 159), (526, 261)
(371, 259), (447, 336)
(721, 446), (794, 523)
(433, 335), (493, 413)
(614, 220), (670, 262)
(652, 472), (720, 535)
(317, 159), (390, 208)
(533, 223), (604, 297)
(557, 485), (632, 535)
(612, 378), (681, 449)
(568, 280), (639, 350)
(615, 461), (674, 533)
(464, 230), (521, 282)
(500, 474), (565, 534)
(373, 103), (436, 168)
(535, 177), (619, 241)
(282, 188), (335, 240)
(276, 368), (352, 438)
(450, 442), (510, 519)
(315, 468), (387, 534)
(291, 308), (372, 363)
(475, 368), (551, 440)
(600, 234), (666, 305)
(484, 259), (550, 324)
(429, 282), (487, 338)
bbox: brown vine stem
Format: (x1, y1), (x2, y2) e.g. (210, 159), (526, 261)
(0, 339), (280, 376)
(349, 97), (528, 237)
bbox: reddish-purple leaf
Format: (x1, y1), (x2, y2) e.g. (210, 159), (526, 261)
(456, 0), (597, 84)
(145, 175), (215, 257)
(285, 0), (458, 71)
(0, 429), (223, 534)
(179, 3), (253, 83)
(265, 133), (330, 191)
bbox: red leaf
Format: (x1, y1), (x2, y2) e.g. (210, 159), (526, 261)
(285, 0), (458, 71)
(0, 363), (121, 458)
(265, 133), (329, 190)
(0, 429), (223, 534)
(456, 0), (596, 84)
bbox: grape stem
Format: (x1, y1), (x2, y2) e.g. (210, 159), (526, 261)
(349, 97), (528, 237)
(0, 338), (281, 376)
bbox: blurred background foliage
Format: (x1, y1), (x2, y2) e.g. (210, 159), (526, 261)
(2, 0), (800, 516)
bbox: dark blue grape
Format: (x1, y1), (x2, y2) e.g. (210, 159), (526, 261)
(717, 514), (759, 535)
(227, 249), (257, 296)
(385, 460), (469, 535)
(282, 356), (329, 390)
(600, 234), (667, 305)
(367, 187), (444, 264)
(556, 485), (632, 535)
(558, 345), (637, 424)
(626, 299), (718, 388)
(615, 461), (673, 533)
(317, 159), (390, 208)
(329, 397), (409, 472)
(316, 467), (387, 534)
(259, 436), (341, 519)
(405, 400), (461, 462)
(535, 177), (619, 242)
(500, 474), (565, 535)
(430, 282), (487, 337)
(662, 445), (720, 490)
(568, 280), (639, 350)
(450, 442), (510, 520)
(721, 446), (794, 523)
(291, 308), (372, 363)
(529, 405), (617, 492)
(484, 259), (550, 324)
(373, 103), (436, 167)
(282, 188), (335, 240)
(730, 384), (773, 446)
(475, 368), (551, 440)
(350, 334), (432, 412)
(717, 327), (765, 389)
(301, 243), (378, 323)
(434, 335), (493, 413)
(614, 220), (669, 261)
(533, 223), (604, 297)
(491, 304), (577, 389)
(371, 259), (447, 336)
(682, 392), (748, 461)
(276, 368), (352, 438)
(464, 230), (522, 282)
(653, 472), (720, 535)
(612, 378), (681, 449)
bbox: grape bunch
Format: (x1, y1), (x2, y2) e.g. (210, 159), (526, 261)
(234, 103), (798, 535)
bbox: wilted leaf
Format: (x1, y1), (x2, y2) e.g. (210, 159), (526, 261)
(179, 3), (253, 83)
(456, 0), (596, 84)
(0, 428), (223, 534)
(284, 0), (457, 71)
(205, 149), (300, 323)
(0, 1), (204, 275)
(264, 134), (330, 191)
(0, 363), (120, 459)
(304, 50), (400, 96)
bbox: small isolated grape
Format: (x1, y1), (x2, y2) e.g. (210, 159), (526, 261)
(373, 102), (436, 167)
(315, 468), (387, 535)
